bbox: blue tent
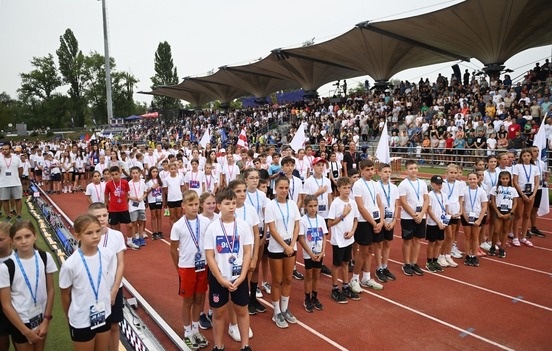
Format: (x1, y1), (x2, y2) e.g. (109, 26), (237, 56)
(125, 115), (142, 121)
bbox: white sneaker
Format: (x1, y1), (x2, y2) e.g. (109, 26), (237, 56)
(360, 278), (383, 290)
(438, 255), (449, 268)
(480, 241), (492, 251)
(143, 233), (148, 239)
(349, 278), (362, 294)
(228, 324), (240, 342)
(248, 327), (253, 338)
(256, 287), (263, 298)
(127, 239), (140, 250)
(451, 245), (463, 259)
(262, 282), (271, 295)
(445, 255), (458, 268)
(508, 232), (514, 239)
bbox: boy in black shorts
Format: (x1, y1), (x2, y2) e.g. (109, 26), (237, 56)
(426, 175), (449, 272)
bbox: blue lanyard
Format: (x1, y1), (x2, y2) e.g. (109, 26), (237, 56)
(407, 178), (420, 201)
(219, 219), (238, 254)
(362, 178), (376, 205)
(247, 190), (260, 214)
(276, 199), (290, 233)
(314, 176), (324, 200)
(468, 187), (478, 212)
(433, 191), (445, 212)
(500, 185), (509, 202)
(15, 251), (39, 306)
(486, 170), (497, 187)
(307, 215), (320, 242)
(78, 249), (102, 303)
(185, 218), (200, 252)
(289, 177), (295, 199)
(379, 180), (390, 207)
(446, 181), (455, 200)
(522, 164), (532, 183)
(235, 206), (247, 222)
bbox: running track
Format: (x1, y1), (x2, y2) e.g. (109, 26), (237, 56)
(48, 179), (552, 351)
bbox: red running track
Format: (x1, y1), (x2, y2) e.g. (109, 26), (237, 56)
(50, 191), (552, 351)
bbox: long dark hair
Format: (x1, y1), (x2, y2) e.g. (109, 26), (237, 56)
(145, 166), (163, 186)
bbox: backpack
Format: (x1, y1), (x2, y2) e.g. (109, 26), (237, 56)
(4, 250), (48, 285)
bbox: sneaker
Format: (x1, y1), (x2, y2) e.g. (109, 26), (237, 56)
(262, 282), (271, 295)
(360, 278), (384, 290)
(433, 261), (444, 272)
(282, 310), (297, 324)
(411, 264), (424, 276)
(445, 256), (458, 268)
(520, 238), (534, 247)
(133, 238), (143, 247)
(375, 269), (388, 283)
(488, 246), (496, 256)
(438, 256), (449, 268)
(402, 264), (414, 276)
(451, 245), (463, 259)
(511, 238), (521, 247)
(248, 302), (257, 315)
(10, 210), (15, 216)
(199, 313), (212, 330)
(464, 256), (472, 266)
(164, 208), (170, 217)
(3, 216), (11, 222)
(530, 227), (546, 238)
(272, 313), (288, 328)
(349, 278), (362, 294)
(425, 262), (436, 272)
(143, 233), (148, 239)
(321, 264), (332, 275)
(256, 287), (263, 298)
(151, 232), (159, 240)
(498, 248), (506, 258)
(127, 240), (140, 250)
(304, 298), (314, 313)
(312, 297), (324, 311)
(240, 346), (252, 351)
(383, 268), (396, 281)
(480, 241), (492, 251)
(342, 286), (361, 301)
(254, 300), (266, 313)
(526, 230), (532, 239)
(472, 256), (480, 267)
(292, 270), (304, 280)
(331, 289), (348, 304)
(138, 238), (146, 246)
(158, 232), (165, 240)
(228, 324), (241, 342)
(508, 232), (514, 239)
(193, 332), (208, 348)
(15, 215), (22, 222)
(183, 335), (199, 350)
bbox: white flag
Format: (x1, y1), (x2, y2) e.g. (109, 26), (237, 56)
(375, 122), (390, 164)
(533, 118), (550, 215)
(199, 128), (211, 149)
(237, 127), (249, 149)
(289, 122), (307, 152)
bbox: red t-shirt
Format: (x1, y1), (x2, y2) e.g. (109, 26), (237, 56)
(445, 137), (454, 148)
(507, 123), (520, 139)
(105, 179), (130, 212)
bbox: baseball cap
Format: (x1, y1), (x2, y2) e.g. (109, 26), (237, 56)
(219, 148), (226, 153)
(431, 175), (444, 184)
(312, 157), (328, 165)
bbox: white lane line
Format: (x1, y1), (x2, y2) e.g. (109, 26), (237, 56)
(257, 297), (349, 351)
(387, 259), (552, 312)
(296, 262), (514, 351)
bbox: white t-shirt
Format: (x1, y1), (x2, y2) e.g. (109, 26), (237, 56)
(222, 164), (240, 183)
(461, 186), (488, 217)
(274, 175), (302, 203)
(0, 251), (57, 323)
(146, 179), (163, 204)
(353, 178), (381, 222)
(398, 178), (428, 219)
(265, 199), (301, 253)
(427, 191), (449, 226)
(128, 179), (147, 212)
(482, 170), (498, 198)
(170, 216), (211, 268)
(184, 170), (205, 196)
(59, 247), (116, 328)
(328, 197), (358, 248)
(513, 163), (538, 194)
(100, 228), (126, 288)
(375, 180), (399, 222)
(86, 182), (106, 203)
(299, 214), (328, 259)
(489, 185), (519, 213)
(234, 203), (260, 232)
(163, 175), (185, 202)
(442, 180), (466, 216)
(246, 189), (268, 227)
(295, 158), (310, 180)
(204, 218), (253, 281)
(0, 154), (22, 187)
(301, 176), (332, 218)
(203, 173), (218, 193)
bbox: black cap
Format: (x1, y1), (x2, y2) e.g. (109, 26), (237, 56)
(431, 175), (444, 184)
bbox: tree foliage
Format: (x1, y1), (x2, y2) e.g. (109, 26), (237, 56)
(151, 41), (181, 111)
(18, 54), (62, 101)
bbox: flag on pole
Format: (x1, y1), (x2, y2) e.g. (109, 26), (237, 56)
(533, 118), (549, 215)
(237, 127), (249, 150)
(199, 128), (211, 149)
(289, 122), (307, 152)
(375, 122), (390, 164)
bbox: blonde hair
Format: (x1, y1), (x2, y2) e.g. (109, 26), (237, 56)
(74, 214), (101, 235)
(183, 190), (199, 203)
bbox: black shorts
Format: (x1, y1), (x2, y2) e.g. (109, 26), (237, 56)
(52, 173), (62, 182)
(0, 307), (8, 336)
(10, 322), (33, 344)
(461, 215), (487, 227)
(263, 241), (269, 255)
(354, 221), (378, 246)
(167, 200), (182, 208)
(332, 244), (353, 266)
(382, 227), (394, 241)
(259, 227), (264, 239)
(426, 225), (445, 242)
(21, 175), (29, 180)
(108, 211), (131, 225)
(35, 169), (43, 177)
(111, 287), (124, 323)
(148, 202), (163, 210)
(533, 189), (543, 209)
(401, 219), (427, 240)
(304, 258), (323, 269)
(448, 218), (460, 225)
(208, 272), (249, 308)
(70, 318), (112, 342)
(267, 251), (296, 259)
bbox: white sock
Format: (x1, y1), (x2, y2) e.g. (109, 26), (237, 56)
(184, 324), (192, 337)
(273, 300), (281, 315)
(127, 237), (133, 244)
(445, 254), (451, 259)
(352, 273), (359, 281)
(281, 296), (289, 312)
(362, 272), (370, 281)
(192, 321), (199, 334)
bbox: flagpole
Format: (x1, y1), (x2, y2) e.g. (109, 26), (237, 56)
(100, 0), (114, 126)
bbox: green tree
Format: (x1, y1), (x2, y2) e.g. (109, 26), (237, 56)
(56, 28), (86, 127)
(151, 41), (181, 114)
(18, 54), (62, 101)
(0, 92), (17, 131)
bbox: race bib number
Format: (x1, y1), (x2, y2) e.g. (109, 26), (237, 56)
(441, 214), (451, 226)
(190, 180), (200, 189)
(372, 210), (380, 220)
(415, 205), (422, 213)
(468, 211), (476, 224)
(216, 236), (239, 254)
(5, 172), (11, 176)
(28, 305), (43, 330)
(195, 259), (206, 272)
(524, 183), (532, 194)
(131, 201), (139, 207)
(318, 204), (327, 212)
(89, 302), (106, 330)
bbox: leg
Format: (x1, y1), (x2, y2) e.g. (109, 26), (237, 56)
(212, 304), (228, 348)
(269, 257), (283, 311)
(402, 239), (412, 264)
(411, 237), (421, 264)
(234, 305), (250, 349)
(382, 240), (391, 267)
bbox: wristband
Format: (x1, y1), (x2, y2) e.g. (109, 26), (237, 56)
(44, 315), (53, 320)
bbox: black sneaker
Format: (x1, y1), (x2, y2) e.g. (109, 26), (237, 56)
(383, 268), (396, 281)
(158, 232), (165, 240)
(530, 227), (546, 238)
(375, 269), (388, 283)
(3, 216), (12, 222)
(248, 302), (257, 315)
(292, 270), (304, 280)
(411, 264), (424, 276)
(472, 256), (480, 267)
(331, 289), (348, 304)
(526, 230), (532, 239)
(425, 262), (436, 272)
(464, 256), (472, 266)
(342, 286), (360, 301)
(498, 248), (506, 258)
(312, 297), (324, 311)
(212, 346), (225, 351)
(304, 298), (314, 313)
(199, 313), (212, 330)
(433, 261), (444, 272)
(402, 264), (414, 276)
(321, 265), (331, 275)
(240, 346), (252, 351)
(254, 300), (266, 313)
(151, 232), (158, 240)
(488, 246), (496, 256)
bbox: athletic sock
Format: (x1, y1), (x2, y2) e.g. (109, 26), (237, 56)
(305, 292), (311, 301)
(312, 291), (318, 299)
(342, 283), (349, 289)
(362, 272), (370, 281)
(281, 296), (290, 312)
(352, 273), (359, 281)
(332, 284), (339, 291)
(427, 258), (431, 263)
(184, 324), (192, 337)
(192, 321), (199, 334)
(273, 300), (281, 315)
(382, 264), (388, 269)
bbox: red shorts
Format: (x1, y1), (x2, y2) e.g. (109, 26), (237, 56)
(178, 267), (208, 298)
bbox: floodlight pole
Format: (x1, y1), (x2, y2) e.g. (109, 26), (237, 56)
(101, 0), (114, 126)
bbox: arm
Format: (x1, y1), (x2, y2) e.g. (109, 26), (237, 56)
(249, 225), (260, 272)
(399, 195), (416, 219)
(205, 249), (231, 288)
(111, 251), (125, 305)
(355, 196), (377, 227)
(37, 272), (55, 337)
(475, 201), (488, 226)
(170, 240), (179, 270)
(1, 287), (43, 343)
